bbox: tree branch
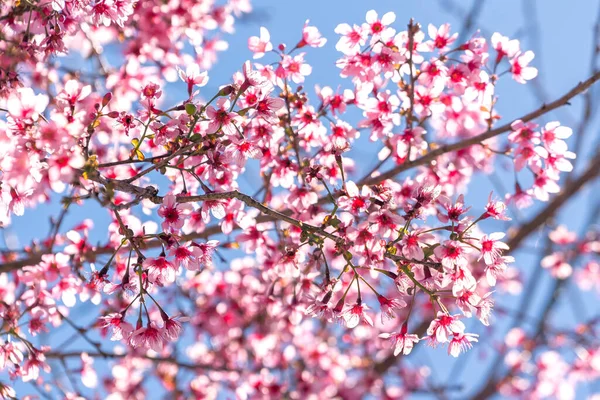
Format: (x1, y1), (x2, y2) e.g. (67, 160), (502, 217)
(360, 71), (600, 186)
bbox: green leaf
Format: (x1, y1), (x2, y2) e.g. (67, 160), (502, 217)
(185, 103), (197, 115)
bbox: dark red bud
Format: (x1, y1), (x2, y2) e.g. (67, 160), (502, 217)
(102, 92), (112, 107)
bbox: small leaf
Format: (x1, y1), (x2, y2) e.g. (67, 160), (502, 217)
(185, 103), (197, 115)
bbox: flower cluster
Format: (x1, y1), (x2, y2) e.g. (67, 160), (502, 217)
(0, 4), (597, 399)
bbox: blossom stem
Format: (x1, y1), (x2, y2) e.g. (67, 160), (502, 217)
(398, 263), (434, 297)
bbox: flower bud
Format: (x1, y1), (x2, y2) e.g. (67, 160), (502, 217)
(102, 92), (112, 107)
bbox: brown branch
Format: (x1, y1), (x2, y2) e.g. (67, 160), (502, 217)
(360, 71), (600, 186)
(0, 226), (224, 274)
(469, 153), (600, 400)
(46, 351), (237, 372)
(506, 152), (600, 251)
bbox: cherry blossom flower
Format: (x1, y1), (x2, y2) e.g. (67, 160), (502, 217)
(305, 292), (334, 320)
(0, 340), (23, 369)
(7, 88), (49, 123)
(576, 261), (600, 292)
(338, 181), (372, 214)
(510, 51), (538, 84)
(549, 225), (577, 245)
(177, 64), (209, 96)
(276, 53), (312, 84)
(530, 171), (560, 202)
(224, 137), (263, 166)
(144, 256), (177, 285)
(540, 121), (572, 154)
(169, 243), (202, 271)
(334, 23), (369, 55)
(485, 255), (514, 286)
(427, 23), (457, 51)
(297, 20), (327, 48)
(130, 322), (166, 352)
(438, 194), (471, 224)
(541, 252), (573, 279)
(254, 96), (285, 124)
(162, 315), (187, 341)
(342, 302), (374, 329)
(248, 27), (273, 59)
(21, 350), (51, 382)
(206, 98), (242, 136)
(379, 324), (421, 356)
(400, 230), (435, 260)
(99, 313), (134, 341)
(435, 240), (471, 270)
(491, 32), (520, 63)
(81, 353), (98, 388)
(364, 10), (396, 40)
(158, 195), (193, 233)
(482, 193), (511, 221)
(448, 333), (479, 357)
(377, 296), (407, 323)
(479, 232), (509, 265)
(241, 61), (271, 91)
(427, 313), (465, 344)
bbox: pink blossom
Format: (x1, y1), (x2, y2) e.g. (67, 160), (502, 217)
(400, 230), (434, 260)
(438, 194), (471, 224)
(81, 353), (98, 388)
(541, 121), (572, 154)
(99, 313), (134, 341)
(254, 96), (285, 124)
(177, 64), (209, 96)
(241, 61), (271, 91)
(144, 256), (177, 285)
(276, 53), (312, 84)
(162, 315), (187, 341)
(448, 333), (479, 357)
(21, 350), (51, 382)
(511, 51), (538, 84)
(377, 295), (407, 323)
(158, 195), (193, 233)
(479, 232), (509, 265)
(427, 313), (465, 344)
(576, 261), (600, 292)
(549, 225), (577, 245)
(248, 27), (273, 59)
(130, 322), (166, 352)
(427, 23), (457, 51)
(7, 88), (49, 123)
(379, 324), (420, 356)
(206, 98), (242, 136)
(169, 243), (202, 271)
(434, 240), (470, 270)
(485, 255), (514, 287)
(482, 193), (511, 221)
(364, 10), (396, 40)
(491, 32), (520, 63)
(297, 20), (327, 48)
(541, 252), (572, 279)
(334, 23), (368, 55)
(338, 181), (372, 214)
(342, 302), (373, 329)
